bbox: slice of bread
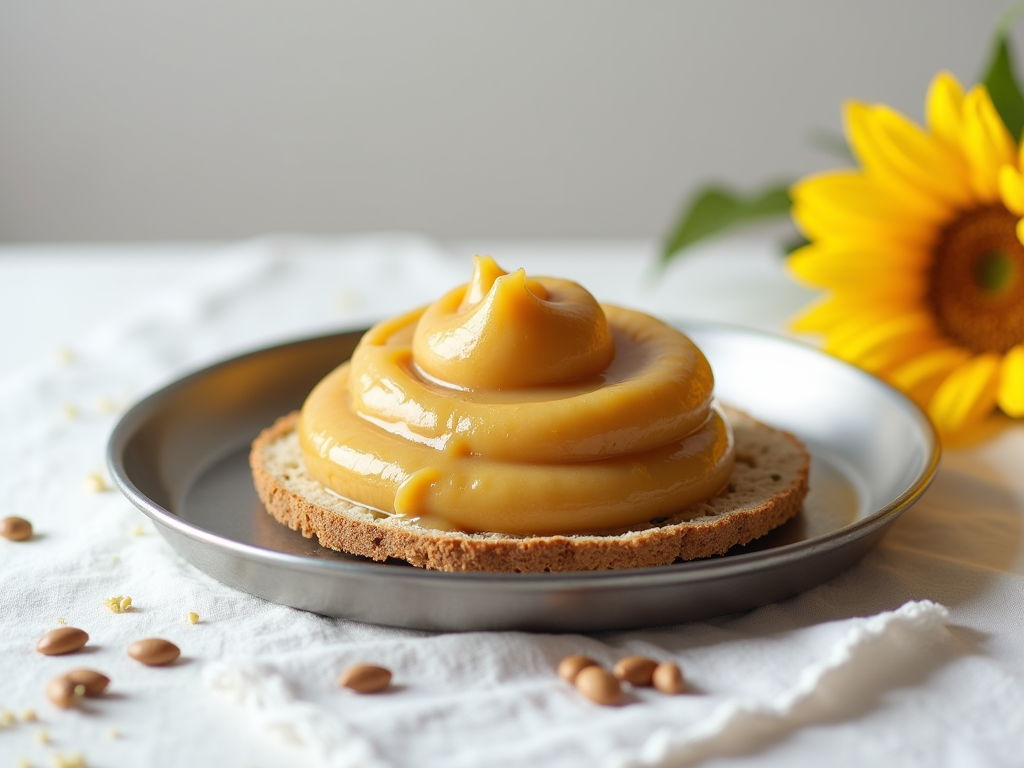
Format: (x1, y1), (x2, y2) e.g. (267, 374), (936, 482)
(250, 407), (809, 573)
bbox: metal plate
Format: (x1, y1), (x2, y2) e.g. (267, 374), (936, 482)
(107, 322), (939, 632)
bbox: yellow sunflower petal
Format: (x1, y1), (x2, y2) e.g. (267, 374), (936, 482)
(873, 105), (973, 206)
(858, 334), (945, 376)
(847, 101), (970, 211)
(978, 90), (1019, 165)
(791, 201), (915, 248)
(788, 242), (927, 294)
(928, 353), (1002, 435)
(997, 344), (1024, 417)
(790, 288), (930, 338)
(962, 86), (1017, 202)
(792, 172), (936, 246)
(797, 238), (935, 292)
(926, 71), (965, 150)
(998, 165), (1024, 215)
(822, 308), (909, 356)
(844, 103), (950, 218)
(790, 295), (865, 333)
(831, 312), (935, 367)
(889, 346), (972, 406)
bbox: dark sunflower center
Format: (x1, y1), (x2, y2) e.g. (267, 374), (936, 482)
(975, 250), (1015, 293)
(928, 204), (1024, 353)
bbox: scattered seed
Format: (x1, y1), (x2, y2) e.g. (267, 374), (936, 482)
(338, 664), (392, 693)
(84, 473), (107, 493)
(613, 655), (659, 686)
(104, 596), (132, 613)
(0, 709), (14, 727)
(574, 666), (620, 705)
(63, 669), (110, 697)
(186, 612), (199, 625)
(61, 404), (79, 420)
(652, 662), (685, 695)
(557, 655), (599, 684)
(16, 757), (30, 768)
(51, 752), (85, 768)
(37, 627), (89, 656)
(96, 397), (116, 414)
(127, 638), (180, 666)
(56, 346), (75, 365)
(130, 525), (144, 536)
(35, 728), (49, 744)
(57, 618), (66, 625)
(106, 726), (120, 739)
(21, 708), (37, 722)
(1, 516), (33, 542)
(46, 676), (81, 709)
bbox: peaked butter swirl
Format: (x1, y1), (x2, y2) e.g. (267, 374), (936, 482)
(298, 256), (735, 535)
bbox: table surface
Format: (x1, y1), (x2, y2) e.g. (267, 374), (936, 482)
(1, 236), (1021, 768)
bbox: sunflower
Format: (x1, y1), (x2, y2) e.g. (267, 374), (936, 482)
(788, 71), (1024, 439)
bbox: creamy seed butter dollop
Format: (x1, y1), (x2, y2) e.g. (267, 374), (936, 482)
(298, 256), (735, 535)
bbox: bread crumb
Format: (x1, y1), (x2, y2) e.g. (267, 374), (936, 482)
(56, 346), (75, 365)
(187, 611), (199, 625)
(84, 473), (107, 493)
(0, 709), (15, 727)
(57, 618), (66, 625)
(106, 726), (119, 740)
(35, 729), (49, 744)
(104, 596), (133, 613)
(130, 525), (144, 537)
(21, 708), (37, 722)
(50, 753), (85, 768)
(61, 404), (79, 420)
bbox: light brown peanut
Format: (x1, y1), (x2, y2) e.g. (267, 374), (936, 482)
(338, 664), (392, 693)
(1, 516), (32, 541)
(574, 666), (620, 705)
(613, 655), (658, 686)
(127, 638), (180, 666)
(64, 669), (110, 697)
(45, 676), (82, 709)
(652, 662), (685, 694)
(557, 655), (599, 684)
(36, 627), (89, 656)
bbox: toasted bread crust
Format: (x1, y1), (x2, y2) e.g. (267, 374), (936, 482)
(250, 409), (809, 572)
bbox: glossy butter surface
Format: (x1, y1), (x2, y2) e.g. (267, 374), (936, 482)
(298, 257), (735, 535)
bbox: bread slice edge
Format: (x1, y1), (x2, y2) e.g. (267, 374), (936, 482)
(250, 407), (810, 572)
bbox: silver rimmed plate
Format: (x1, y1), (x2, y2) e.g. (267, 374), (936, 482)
(107, 322), (939, 632)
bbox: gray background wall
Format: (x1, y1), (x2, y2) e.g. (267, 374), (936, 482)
(0, 1), (1019, 242)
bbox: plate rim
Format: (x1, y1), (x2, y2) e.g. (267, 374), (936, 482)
(107, 319), (941, 587)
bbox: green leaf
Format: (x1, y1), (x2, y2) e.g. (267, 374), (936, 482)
(982, 1), (1024, 139)
(783, 234), (810, 255)
(661, 183), (794, 265)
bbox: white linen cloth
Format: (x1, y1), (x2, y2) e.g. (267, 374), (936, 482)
(1, 236), (1022, 768)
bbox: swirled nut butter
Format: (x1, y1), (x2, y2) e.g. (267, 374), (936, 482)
(298, 256), (735, 536)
